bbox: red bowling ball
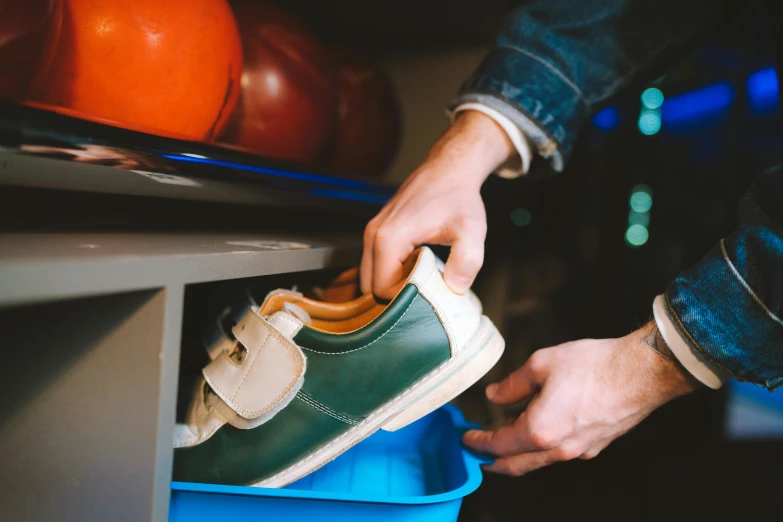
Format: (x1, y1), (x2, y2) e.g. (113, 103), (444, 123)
(25, 0), (243, 141)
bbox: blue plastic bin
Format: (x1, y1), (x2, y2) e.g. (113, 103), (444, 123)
(170, 404), (489, 521)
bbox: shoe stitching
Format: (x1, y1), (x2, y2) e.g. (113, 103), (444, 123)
(296, 392), (360, 426)
(247, 314), (306, 416)
(414, 264), (458, 356)
(257, 319), (497, 486)
(182, 320), (486, 449)
(231, 327), (271, 401)
(207, 313), (305, 419)
(269, 311), (301, 331)
(300, 297), (416, 355)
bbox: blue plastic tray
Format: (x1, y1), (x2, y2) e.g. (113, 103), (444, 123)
(170, 404), (489, 521)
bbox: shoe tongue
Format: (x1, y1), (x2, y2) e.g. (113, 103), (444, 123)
(282, 301), (312, 325)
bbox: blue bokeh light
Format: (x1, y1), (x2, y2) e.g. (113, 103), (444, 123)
(747, 67), (779, 114)
(592, 106), (621, 130)
(661, 83), (734, 125)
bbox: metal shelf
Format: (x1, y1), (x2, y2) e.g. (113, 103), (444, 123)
(0, 232), (360, 306)
(0, 230), (362, 522)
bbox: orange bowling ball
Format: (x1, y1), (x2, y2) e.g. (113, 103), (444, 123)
(329, 48), (402, 177)
(221, 1), (336, 164)
(25, 0), (243, 141)
(0, 0), (63, 99)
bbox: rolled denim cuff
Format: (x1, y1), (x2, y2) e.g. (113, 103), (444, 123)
(653, 295), (728, 389)
(453, 46), (591, 175)
(665, 238), (783, 391)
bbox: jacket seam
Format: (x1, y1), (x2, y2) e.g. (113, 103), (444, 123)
(497, 44), (588, 105)
(719, 238), (783, 328)
(456, 87), (562, 158)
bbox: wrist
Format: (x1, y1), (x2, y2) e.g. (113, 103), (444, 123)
(635, 322), (701, 399)
(426, 111), (516, 189)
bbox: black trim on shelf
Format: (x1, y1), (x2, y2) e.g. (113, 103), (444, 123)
(0, 101), (396, 213)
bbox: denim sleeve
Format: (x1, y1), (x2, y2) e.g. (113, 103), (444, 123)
(665, 167), (783, 390)
(453, 0), (736, 175)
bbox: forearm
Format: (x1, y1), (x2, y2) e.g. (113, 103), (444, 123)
(455, 0), (740, 174)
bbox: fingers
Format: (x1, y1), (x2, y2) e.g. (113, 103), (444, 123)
(466, 419), (587, 476)
(443, 219), (486, 294)
(485, 355), (544, 405)
(463, 412), (540, 457)
(360, 219), (378, 295)
(372, 223), (416, 300)
(483, 449), (560, 476)
(463, 426), (526, 458)
(360, 185), (486, 298)
(580, 439), (611, 460)
(465, 420), (590, 476)
(361, 207), (420, 299)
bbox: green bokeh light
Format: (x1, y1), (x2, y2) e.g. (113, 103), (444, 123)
(641, 87), (664, 110)
(510, 208), (532, 227)
(630, 191), (653, 213)
(625, 224), (649, 247)
(638, 110), (662, 135)
(628, 210), (650, 227)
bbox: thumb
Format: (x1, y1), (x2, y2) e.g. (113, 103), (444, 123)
(443, 221), (486, 294)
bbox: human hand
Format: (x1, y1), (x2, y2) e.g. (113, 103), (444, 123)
(361, 111), (516, 299)
(463, 322), (700, 476)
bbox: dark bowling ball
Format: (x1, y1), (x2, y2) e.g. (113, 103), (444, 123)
(222, 1), (336, 165)
(329, 47), (402, 178)
(0, 0), (63, 99)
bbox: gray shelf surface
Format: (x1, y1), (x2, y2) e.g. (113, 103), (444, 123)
(0, 231), (362, 521)
(0, 232), (361, 306)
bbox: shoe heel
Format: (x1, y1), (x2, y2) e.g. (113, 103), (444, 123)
(381, 322), (504, 432)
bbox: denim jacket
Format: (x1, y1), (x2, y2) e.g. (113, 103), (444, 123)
(453, 0), (783, 390)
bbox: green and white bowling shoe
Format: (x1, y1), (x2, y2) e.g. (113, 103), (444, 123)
(173, 246), (505, 488)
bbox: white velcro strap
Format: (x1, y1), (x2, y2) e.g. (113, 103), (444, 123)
(202, 312), (306, 428)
